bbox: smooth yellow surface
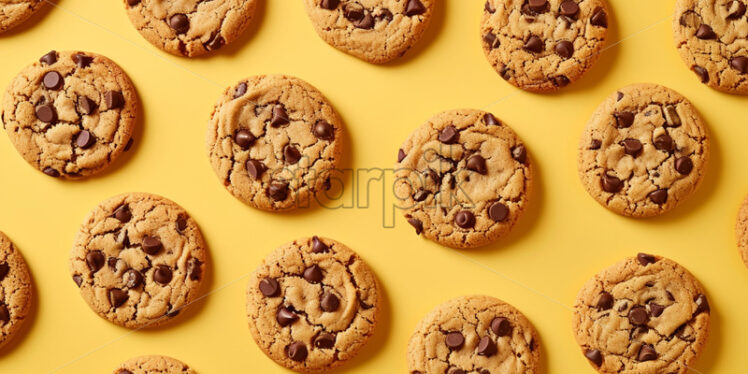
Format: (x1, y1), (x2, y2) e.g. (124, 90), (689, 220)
(0, 1), (745, 373)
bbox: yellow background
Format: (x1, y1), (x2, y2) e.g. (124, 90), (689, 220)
(0, 0), (745, 373)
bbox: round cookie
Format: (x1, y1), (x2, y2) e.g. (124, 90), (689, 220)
(577, 84), (709, 218)
(123, 0), (258, 57)
(0, 232), (32, 351)
(114, 355), (196, 374)
(573, 253), (710, 373)
(206, 75), (343, 212)
(481, 0), (610, 92)
(734, 194), (748, 267)
(394, 109), (532, 249)
(0, 0), (45, 33)
(673, 0), (748, 95)
(303, 0), (434, 64)
(246, 237), (379, 373)
(407, 295), (541, 374)
(70, 193), (207, 329)
(1, 50), (137, 179)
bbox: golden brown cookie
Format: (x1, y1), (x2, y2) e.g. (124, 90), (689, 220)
(114, 355), (196, 374)
(0, 232), (32, 351)
(0, 0), (45, 33)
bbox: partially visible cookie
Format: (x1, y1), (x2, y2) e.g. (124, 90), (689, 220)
(408, 295), (541, 374)
(735, 194), (748, 267)
(0, 0), (45, 33)
(206, 75), (343, 212)
(303, 0), (434, 64)
(70, 193), (207, 329)
(0, 232), (32, 351)
(114, 355), (195, 374)
(394, 109), (532, 249)
(673, 0), (748, 94)
(573, 253), (710, 373)
(246, 237), (379, 373)
(123, 0), (258, 57)
(481, 0), (610, 92)
(578, 84), (709, 218)
(1, 50), (137, 179)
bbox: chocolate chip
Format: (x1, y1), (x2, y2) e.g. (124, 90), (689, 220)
(488, 202), (509, 222)
(270, 104), (290, 127)
(637, 253), (657, 266)
(555, 40), (574, 59)
(124, 138), (134, 152)
(730, 56), (748, 74)
(246, 160), (266, 179)
(485, 0), (496, 13)
(500, 66), (514, 80)
(491, 317), (512, 336)
(601, 173), (622, 193)
(484, 113), (500, 126)
(320, 0), (339, 10)
(614, 112), (635, 128)
(376, 8), (394, 21)
(268, 181), (289, 201)
(344, 3), (366, 22)
(648, 189), (668, 205)
(675, 156), (693, 175)
(105, 91), (124, 110)
(234, 129), (255, 149)
(205, 34), (225, 51)
(438, 125), (459, 144)
(40, 50), (57, 65)
(476, 336), (497, 357)
(114, 205), (131, 223)
(589, 139), (602, 150)
(354, 11), (374, 29)
(176, 216), (188, 232)
(585, 349), (603, 366)
(287, 341), (307, 362)
(259, 278), (280, 297)
(695, 24), (717, 39)
(43, 167), (60, 177)
(313, 120), (335, 141)
(234, 82), (247, 99)
(75, 130), (95, 149)
(553, 75), (571, 87)
(466, 155), (487, 174)
(312, 236), (329, 253)
(694, 294), (709, 315)
(108, 288), (128, 308)
(78, 96), (97, 115)
(728, 1), (747, 19)
(693, 65), (709, 83)
(187, 258), (202, 281)
(86, 250), (105, 272)
(124, 269), (143, 288)
(527, 0), (548, 13)
(596, 291), (614, 310)
(35, 104), (57, 123)
(107, 257), (120, 270)
(649, 302), (665, 317)
(284, 145), (302, 164)
(483, 32), (500, 49)
(73, 53), (93, 68)
(42, 71), (63, 90)
(559, 0), (579, 17)
(303, 265), (323, 283)
(621, 138), (642, 157)
(73, 274), (83, 287)
(142, 236), (163, 255)
(398, 149), (406, 162)
(320, 292), (340, 312)
(405, 0), (427, 16)
(0, 304), (8, 325)
(523, 35), (544, 53)
(455, 210), (475, 229)
(314, 333), (336, 349)
(590, 7), (607, 27)
(277, 307), (298, 326)
(169, 14), (190, 34)
(445, 331), (465, 350)
(0, 263), (8, 281)
(653, 133), (674, 152)
(407, 217), (423, 234)
(126, 0), (140, 5)
(413, 189), (429, 202)
(629, 306), (649, 325)
(512, 145), (527, 164)
(637, 345), (657, 362)
(153, 265), (173, 285)
(680, 10), (701, 27)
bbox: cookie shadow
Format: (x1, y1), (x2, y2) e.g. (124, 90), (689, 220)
(692, 298), (721, 372)
(0, 250), (38, 357)
(195, 0), (266, 59)
(383, 0), (446, 67)
(0, 0), (57, 38)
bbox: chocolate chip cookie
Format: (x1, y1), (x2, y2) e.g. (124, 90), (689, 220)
(481, 0), (610, 92)
(206, 75), (343, 212)
(1, 50), (137, 179)
(246, 237), (379, 373)
(735, 194), (748, 267)
(674, 0), (748, 94)
(303, 0), (434, 64)
(0, 0), (45, 33)
(114, 355), (196, 374)
(0, 232), (32, 350)
(70, 193), (207, 329)
(573, 253), (710, 373)
(394, 109), (532, 249)
(408, 295), (541, 374)
(123, 0), (258, 57)
(578, 84), (709, 218)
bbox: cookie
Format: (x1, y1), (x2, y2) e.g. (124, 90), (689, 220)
(303, 0), (434, 64)
(70, 193), (207, 329)
(734, 194), (748, 267)
(394, 109), (532, 249)
(573, 253), (710, 373)
(114, 355), (195, 374)
(246, 237), (379, 373)
(673, 0), (748, 95)
(206, 75), (343, 212)
(123, 0), (258, 57)
(407, 295), (541, 374)
(0, 232), (32, 351)
(481, 0), (610, 92)
(0, 0), (45, 33)
(1, 50), (137, 179)
(577, 84), (709, 218)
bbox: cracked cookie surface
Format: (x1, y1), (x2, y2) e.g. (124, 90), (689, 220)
(394, 109), (532, 249)
(1, 50), (137, 179)
(734, 194), (748, 267)
(303, 0), (434, 64)
(115, 355), (196, 374)
(0, 231), (32, 350)
(0, 0), (44, 33)
(70, 193), (207, 329)
(481, 0), (610, 92)
(206, 74), (343, 212)
(407, 295), (541, 374)
(577, 83), (709, 218)
(123, 0), (258, 57)
(674, 0), (748, 94)
(246, 237), (379, 373)
(572, 253), (710, 374)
